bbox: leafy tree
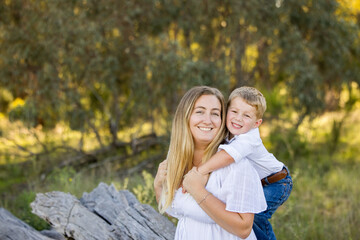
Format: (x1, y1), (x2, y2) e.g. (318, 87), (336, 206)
(0, 0), (359, 157)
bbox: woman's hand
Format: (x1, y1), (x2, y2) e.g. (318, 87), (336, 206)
(183, 167), (209, 200)
(184, 166), (254, 238)
(154, 160), (167, 203)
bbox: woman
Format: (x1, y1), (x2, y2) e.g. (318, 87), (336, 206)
(154, 86), (266, 239)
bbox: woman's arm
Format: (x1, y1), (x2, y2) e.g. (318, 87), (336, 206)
(183, 167), (254, 239)
(154, 160), (167, 203)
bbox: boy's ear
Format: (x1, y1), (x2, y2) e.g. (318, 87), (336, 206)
(254, 118), (262, 128)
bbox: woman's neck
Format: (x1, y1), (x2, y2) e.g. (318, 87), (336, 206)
(193, 147), (206, 167)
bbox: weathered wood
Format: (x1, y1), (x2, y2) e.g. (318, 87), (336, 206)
(0, 208), (54, 240)
(0, 182), (174, 239)
(31, 182), (176, 240)
(31, 191), (120, 239)
(39, 230), (66, 240)
(80, 183), (175, 240)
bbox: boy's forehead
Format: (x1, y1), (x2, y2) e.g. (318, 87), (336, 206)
(230, 97), (248, 105)
(229, 97), (256, 110)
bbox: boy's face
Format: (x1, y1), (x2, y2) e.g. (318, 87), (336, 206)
(226, 97), (262, 138)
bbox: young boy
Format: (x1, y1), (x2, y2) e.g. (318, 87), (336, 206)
(197, 86), (293, 240)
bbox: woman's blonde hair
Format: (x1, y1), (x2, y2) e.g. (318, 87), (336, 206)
(159, 86), (226, 213)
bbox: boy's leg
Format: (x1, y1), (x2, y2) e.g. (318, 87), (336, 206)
(252, 219), (271, 239)
(253, 174), (293, 240)
(253, 215), (276, 240)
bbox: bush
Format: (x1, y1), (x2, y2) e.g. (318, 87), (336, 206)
(132, 171), (156, 208)
(9, 191), (49, 231)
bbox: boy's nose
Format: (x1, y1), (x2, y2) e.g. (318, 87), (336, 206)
(235, 114), (242, 121)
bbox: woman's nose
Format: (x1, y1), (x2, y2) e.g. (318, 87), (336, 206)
(203, 113), (212, 123)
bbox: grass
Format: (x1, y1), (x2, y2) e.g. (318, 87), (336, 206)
(268, 109), (360, 239)
(0, 108), (359, 239)
(271, 162), (360, 239)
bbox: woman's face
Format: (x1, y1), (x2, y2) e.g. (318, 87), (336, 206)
(189, 94), (222, 148)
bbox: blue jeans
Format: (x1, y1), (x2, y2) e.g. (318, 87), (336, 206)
(253, 167), (293, 240)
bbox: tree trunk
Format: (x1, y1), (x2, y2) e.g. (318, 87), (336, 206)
(0, 208), (57, 240)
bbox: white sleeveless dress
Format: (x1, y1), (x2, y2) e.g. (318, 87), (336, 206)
(166, 159), (267, 240)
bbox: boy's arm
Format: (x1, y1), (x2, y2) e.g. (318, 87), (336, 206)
(198, 150), (235, 175)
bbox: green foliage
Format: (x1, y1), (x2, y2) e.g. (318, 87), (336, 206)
(44, 167), (111, 198)
(8, 101), (38, 128)
(272, 164), (360, 239)
(268, 126), (309, 166)
(132, 171), (156, 207)
(67, 108), (91, 131)
(0, 88), (13, 113)
(46, 167), (78, 192)
(0, 163), (25, 192)
(0, 0), (359, 135)
(327, 119), (343, 153)
(261, 85), (287, 118)
(4, 191), (49, 231)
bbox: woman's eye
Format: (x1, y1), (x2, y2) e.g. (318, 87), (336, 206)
(212, 112), (220, 116)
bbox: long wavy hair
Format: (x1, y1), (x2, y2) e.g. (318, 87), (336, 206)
(159, 86), (226, 213)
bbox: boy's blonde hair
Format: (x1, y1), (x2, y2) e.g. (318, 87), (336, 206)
(228, 86), (267, 119)
(159, 86), (226, 213)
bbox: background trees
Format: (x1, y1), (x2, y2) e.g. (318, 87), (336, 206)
(1, 0), (359, 138)
(0, 0), (359, 179)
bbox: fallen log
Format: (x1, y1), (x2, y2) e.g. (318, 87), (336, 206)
(0, 207), (56, 240)
(31, 182), (175, 240)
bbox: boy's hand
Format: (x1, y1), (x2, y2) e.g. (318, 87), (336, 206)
(183, 167), (209, 196)
(197, 164), (210, 175)
(181, 169), (209, 193)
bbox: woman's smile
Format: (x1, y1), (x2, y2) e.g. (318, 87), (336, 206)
(198, 126), (213, 131)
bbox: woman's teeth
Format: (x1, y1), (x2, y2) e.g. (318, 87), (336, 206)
(199, 127), (212, 131)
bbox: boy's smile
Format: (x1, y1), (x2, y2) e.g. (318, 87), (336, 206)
(226, 97), (262, 138)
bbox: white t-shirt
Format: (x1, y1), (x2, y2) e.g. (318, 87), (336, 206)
(218, 128), (284, 179)
(166, 159), (267, 240)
